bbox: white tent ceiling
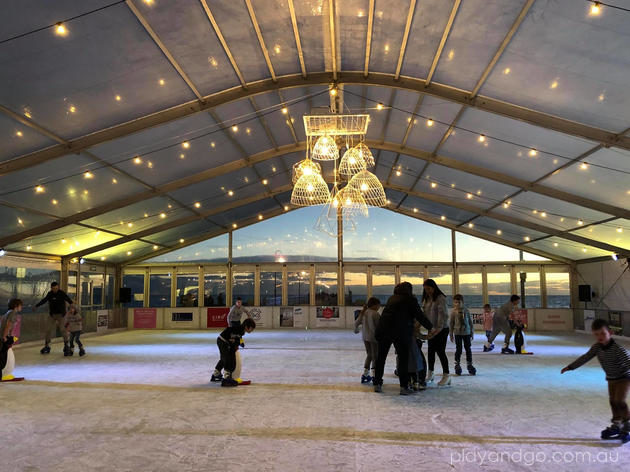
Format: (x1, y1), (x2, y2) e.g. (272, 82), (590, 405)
(1, 0), (629, 265)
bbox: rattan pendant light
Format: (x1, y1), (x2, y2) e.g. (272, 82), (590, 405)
(348, 170), (387, 207)
(291, 172), (330, 206)
(353, 142), (375, 168)
(292, 158), (323, 184)
(311, 135), (339, 161)
(338, 146), (367, 178)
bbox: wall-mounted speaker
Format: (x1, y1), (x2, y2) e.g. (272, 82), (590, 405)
(578, 285), (592, 302)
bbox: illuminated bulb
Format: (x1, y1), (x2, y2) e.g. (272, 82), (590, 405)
(258, 214), (263, 220)
(426, 119), (434, 127)
(35, 185), (44, 193)
(284, 206), (289, 211)
(180, 153), (185, 159)
(246, 128), (251, 134)
(179, 238), (184, 243)
(582, 248), (587, 253)
(476, 190), (482, 195)
(127, 251), (132, 256)
(468, 223), (474, 228)
(51, 199), (58, 205)
(360, 183), (369, 191)
(24, 110), (31, 118)
(577, 219), (584, 226)
(550, 80), (558, 89)
(306, 183), (315, 192)
(524, 236), (530, 242)
(553, 242), (559, 247)
(134, 157), (142, 165)
(386, 199), (391, 205)
(84, 171), (93, 179)
(159, 78), (165, 86)
(541, 212), (547, 218)
(332, 199), (339, 208)
(182, 141), (190, 149)
(478, 134), (486, 143)
(210, 142), (216, 148)
(497, 230), (502, 235)
(262, 179), (268, 185)
(95, 231), (100, 236)
(194, 202), (201, 208)
(590, 2), (601, 15)
(153, 245), (159, 250)
(17, 218), (23, 225)
(69, 105), (76, 113)
(617, 227), (623, 233)
(168, 204), (172, 209)
(580, 162), (589, 170)
(612, 253), (618, 261)
(431, 182), (437, 188)
(144, 213), (148, 218)
(466, 193), (473, 199)
(232, 223), (238, 228)
(144, 0), (154, 4)
(55, 23), (68, 36)
(232, 125), (238, 132)
(440, 215), (446, 221)
(329, 87), (338, 96)
(274, 45), (281, 54)
(228, 190), (234, 196)
(16, 131), (23, 137)
(396, 170), (402, 177)
(533, 210), (538, 214)
(272, 167), (277, 172)
(83, 190), (88, 195)
(112, 178), (118, 184)
(377, 103), (383, 110)
(529, 148), (537, 157)
(127, 222), (133, 228)
(160, 212), (166, 219)
(26, 245), (32, 251)
(115, 95), (121, 101)
(100, 257), (106, 261)
(413, 208), (418, 213)
(560, 217), (565, 222)
(503, 67), (511, 75)
(598, 93), (605, 102)
(281, 107), (288, 114)
(384, 44), (390, 52)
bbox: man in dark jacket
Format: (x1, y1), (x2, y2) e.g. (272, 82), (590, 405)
(373, 282), (435, 395)
(35, 282), (73, 354)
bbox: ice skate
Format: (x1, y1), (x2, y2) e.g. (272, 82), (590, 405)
(483, 342), (494, 352)
(210, 370), (223, 382)
(373, 383), (382, 393)
(79, 347), (85, 357)
(361, 373), (372, 384)
(601, 423), (629, 442)
(221, 377), (238, 387)
(418, 380), (427, 390)
(426, 370), (434, 383)
(437, 374), (451, 387)
(501, 344), (515, 354)
(622, 421), (630, 434)
(63, 344), (72, 357)
(400, 386), (414, 396)
(467, 364), (477, 376)
(454, 363), (462, 376)
(40, 345), (50, 355)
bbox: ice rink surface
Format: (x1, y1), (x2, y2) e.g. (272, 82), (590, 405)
(3, 329), (630, 472)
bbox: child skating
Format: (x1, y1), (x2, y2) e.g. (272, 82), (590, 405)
(561, 319), (630, 442)
(354, 297), (380, 384)
(64, 305), (85, 357)
(1, 299), (24, 382)
(211, 318), (256, 386)
(449, 294), (476, 376)
(484, 295), (520, 354)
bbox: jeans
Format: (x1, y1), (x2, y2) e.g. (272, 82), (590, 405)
(428, 328), (449, 374)
(45, 314), (69, 345)
(608, 378), (630, 422)
(454, 335), (472, 364)
(374, 337), (409, 388)
(69, 331), (83, 348)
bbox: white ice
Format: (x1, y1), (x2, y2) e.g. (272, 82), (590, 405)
(3, 329), (630, 472)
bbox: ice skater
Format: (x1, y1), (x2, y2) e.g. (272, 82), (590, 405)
(561, 319), (630, 441)
(407, 320), (428, 391)
(35, 282), (74, 355)
(422, 279), (451, 387)
(1, 299), (24, 382)
(227, 297), (251, 328)
(64, 305), (85, 357)
(449, 294), (476, 376)
(482, 303), (494, 343)
(483, 295), (520, 354)
(354, 297), (380, 384)
(211, 318), (256, 386)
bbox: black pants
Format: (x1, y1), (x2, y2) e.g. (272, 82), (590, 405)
(216, 338), (236, 376)
(69, 331), (83, 348)
(454, 335), (472, 364)
(428, 328), (449, 374)
(215, 321), (241, 371)
(374, 337), (409, 388)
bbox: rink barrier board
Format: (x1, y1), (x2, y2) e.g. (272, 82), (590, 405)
(127, 307), (574, 331)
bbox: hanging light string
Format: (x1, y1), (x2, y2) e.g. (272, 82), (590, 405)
(0, 88), (328, 198)
(342, 89), (630, 177)
(586, 0), (630, 14)
(0, 0), (127, 46)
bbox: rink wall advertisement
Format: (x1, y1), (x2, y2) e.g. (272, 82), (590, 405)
(315, 306), (342, 328)
(207, 307), (230, 328)
(133, 308), (157, 329)
(96, 310), (109, 333)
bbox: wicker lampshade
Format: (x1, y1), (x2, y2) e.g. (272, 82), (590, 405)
(354, 142), (375, 168)
(348, 170), (387, 207)
(338, 184), (368, 218)
(291, 172), (330, 206)
(311, 135), (339, 161)
(292, 158), (322, 184)
(338, 147), (367, 178)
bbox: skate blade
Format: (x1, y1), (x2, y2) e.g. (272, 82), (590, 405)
(1, 377), (25, 382)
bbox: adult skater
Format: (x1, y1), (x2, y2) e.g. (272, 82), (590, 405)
(373, 282), (435, 395)
(213, 318), (256, 387)
(422, 279), (451, 387)
(562, 319), (630, 441)
(227, 297), (251, 328)
(35, 282), (74, 355)
(483, 295), (520, 354)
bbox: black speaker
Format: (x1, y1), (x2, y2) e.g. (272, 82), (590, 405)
(119, 287), (132, 303)
(578, 285), (592, 302)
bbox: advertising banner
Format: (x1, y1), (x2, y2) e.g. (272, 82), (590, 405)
(315, 306), (341, 327)
(279, 307), (294, 327)
(133, 308), (157, 329)
(96, 310), (109, 333)
(511, 309), (528, 327)
(293, 307), (306, 328)
(583, 309), (595, 331)
(207, 307), (230, 328)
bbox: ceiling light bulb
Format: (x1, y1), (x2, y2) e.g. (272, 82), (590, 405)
(524, 236), (530, 242)
(582, 248), (587, 253)
(194, 202), (201, 208)
(466, 193), (473, 199)
(580, 162), (589, 170)
(360, 183), (369, 191)
(100, 257), (106, 261)
(413, 208), (418, 213)
(55, 23), (68, 36)
(590, 2), (601, 15)
(272, 167), (277, 172)
(616, 227), (623, 233)
(541, 212), (547, 217)
(497, 230), (502, 235)
(182, 141), (190, 149)
(159, 78), (165, 85)
(69, 105), (76, 113)
(431, 182), (437, 188)
(612, 253), (618, 261)
(306, 183), (315, 192)
(127, 251), (132, 256)
(578, 219), (584, 226)
(84, 171), (93, 179)
(396, 170), (402, 177)
(26, 245), (32, 251)
(329, 87), (337, 96)
(478, 134), (486, 143)
(16, 131), (23, 137)
(232, 223), (238, 228)
(529, 148), (537, 157)
(284, 206), (289, 211)
(258, 215), (263, 220)
(232, 125), (238, 132)
(440, 216), (446, 221)
(160, 213), (166, 219)
(468, 223), (474, 228)
(51, 199), (58, 205)
(35, 185), (44, 193)
(112, 178), (118, 184)
(274, 45), (281, 54)
(134, 157), (142, 164)
(503, 67), (511, 75)
(282, 107), (288, 114)
(553, 242), (559, 247)
(376, 103), (383, 110)
(127, 222), (133, 228)
(550, 80), (558, 89)
(426, 119), (434, 127)
(17, 218), (23, 225)
(228, 190), (234, 196)
(144, 213), (149, 218)
(115, 95), (121, 101)
(153, 245), (159, 250)
(179, 238), (184, 243)
(210, 142), (216, 148)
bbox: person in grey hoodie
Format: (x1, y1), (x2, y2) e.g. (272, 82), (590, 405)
(484, 295), (520, 354)
(227, 297), (251, 328)
(422, 279), (450, 387)
(64, 305), (85, 357)
(354, 297), (381, 384)
(449, 294), (476, 376)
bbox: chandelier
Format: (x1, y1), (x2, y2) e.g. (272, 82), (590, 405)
(290, 113), (386, 236)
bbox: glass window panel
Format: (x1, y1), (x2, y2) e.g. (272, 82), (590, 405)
(456, 232), (521, 262)
(287, 270), (310, 306)
(344, 208), (452, 261)
(315, 271), (338, 306)
(457, 271), (483, 308)
(517, 269), (541, 308)
(260, 271), (282, 307)
(233, 207), (337, 262)
(0, 260), (61, 310)
(204, 273), (226, 307)
(106, 274), (114, 309)
(427, 267), (453, 306)
(67, 270), (78, 301)
(176, 274), (198, 307)
(546, 272), (571, 308)
(372, 271), (395, 305)
(80, 273), (91, 307)
(122, 273), (144, 308)
(232, 271), (254, 306)
(344, 271), (367, 306)
(144, 234), (229, 263)
(149, 274), (171, 307)
(401, 269), (424, 304)
(88, 273), (104, 307)
(487, 270), (512, 308)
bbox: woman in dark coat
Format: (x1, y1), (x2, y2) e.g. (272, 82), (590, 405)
(373, 282), (435, 395)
